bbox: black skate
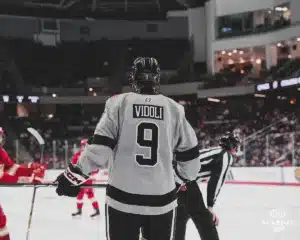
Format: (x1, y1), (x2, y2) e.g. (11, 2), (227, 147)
(72, 209), (82, 217)
(90, 209), (100, 218)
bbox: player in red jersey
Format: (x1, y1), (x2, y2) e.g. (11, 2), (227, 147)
(71, 139), (100, 218)
(0, 205), (8, 240)
(0, 127), (46, 240)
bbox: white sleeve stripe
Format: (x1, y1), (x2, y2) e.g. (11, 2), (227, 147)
(0, 227), (9, 237)
(199, 148), (222, 159)
(200, 158), (214, 164)
(197, 171), (211, 177)
(0, 168), (3, 179)
(7, 164), (20, 176)
(213, 153), (230, 201)
(33, 176), (43, 182)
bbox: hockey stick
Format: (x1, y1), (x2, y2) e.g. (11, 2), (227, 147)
(26, 185), (37, 240)
(26, 127), (45, 240)
(0, 182), (107, 187)
(27, 127), (45, 162)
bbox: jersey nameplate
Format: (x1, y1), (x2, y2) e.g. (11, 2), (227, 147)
(133, 104), (164, 120)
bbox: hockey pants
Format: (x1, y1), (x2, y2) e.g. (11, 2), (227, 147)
(106, 204), (176, 240)
(76, 188), (99, 210)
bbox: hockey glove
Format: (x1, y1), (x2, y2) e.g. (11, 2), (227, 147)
(55, 163), (89, 197)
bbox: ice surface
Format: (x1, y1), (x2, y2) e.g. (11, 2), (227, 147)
(2, 184), (300, 240)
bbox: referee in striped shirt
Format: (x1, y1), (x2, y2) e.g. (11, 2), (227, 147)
(173, 132), (240, 240)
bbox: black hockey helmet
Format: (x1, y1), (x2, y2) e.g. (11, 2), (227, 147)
(129, 57), (160, 94)
(219, 131), (240, 151)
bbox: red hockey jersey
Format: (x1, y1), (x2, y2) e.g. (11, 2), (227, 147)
(0, 203), (9, 240)
(0, 148), (34, 183)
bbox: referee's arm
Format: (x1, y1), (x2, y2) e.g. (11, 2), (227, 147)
(207, 151), (231, 208)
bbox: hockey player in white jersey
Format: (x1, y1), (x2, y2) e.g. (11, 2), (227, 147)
(55, 57), (200, 240)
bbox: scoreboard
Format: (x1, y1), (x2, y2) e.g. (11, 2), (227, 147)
(255, 77), (300, 92)
(0, 95), (40, 104)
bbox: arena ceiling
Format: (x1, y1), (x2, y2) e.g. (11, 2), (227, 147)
(0, 0), (194, 19)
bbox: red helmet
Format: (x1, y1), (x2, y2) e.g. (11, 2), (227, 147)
(81, 139), (88, 147)
(0, 127), (5, 146)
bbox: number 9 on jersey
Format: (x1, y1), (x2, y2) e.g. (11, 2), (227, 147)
(135, 122), (159, 167)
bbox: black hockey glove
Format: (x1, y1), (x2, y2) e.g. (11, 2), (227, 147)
(55, 163), (89, 197)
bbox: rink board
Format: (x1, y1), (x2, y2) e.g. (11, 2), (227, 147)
(43, 167), (300, 186)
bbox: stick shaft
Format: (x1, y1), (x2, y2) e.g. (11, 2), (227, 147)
(0, 182), (107, 187)
(26, 186), (37, 240)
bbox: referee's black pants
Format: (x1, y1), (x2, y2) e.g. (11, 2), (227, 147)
(174, 181), (220, 240)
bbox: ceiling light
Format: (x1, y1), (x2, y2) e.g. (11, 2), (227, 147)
(208, 98), (220, 103)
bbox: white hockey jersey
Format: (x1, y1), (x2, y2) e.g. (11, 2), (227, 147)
(77, 92), (200, 215)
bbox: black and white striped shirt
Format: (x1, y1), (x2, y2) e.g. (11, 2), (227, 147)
(175, 146), (233, 208)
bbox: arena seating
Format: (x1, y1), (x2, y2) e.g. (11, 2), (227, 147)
(1, 37), (299, 93)
(5, 94), (299, 168)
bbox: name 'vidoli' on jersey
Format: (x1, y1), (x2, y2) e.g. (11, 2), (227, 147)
(133, 104), (164, 120)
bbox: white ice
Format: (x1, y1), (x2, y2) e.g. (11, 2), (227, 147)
(1, 184), (300, 240)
